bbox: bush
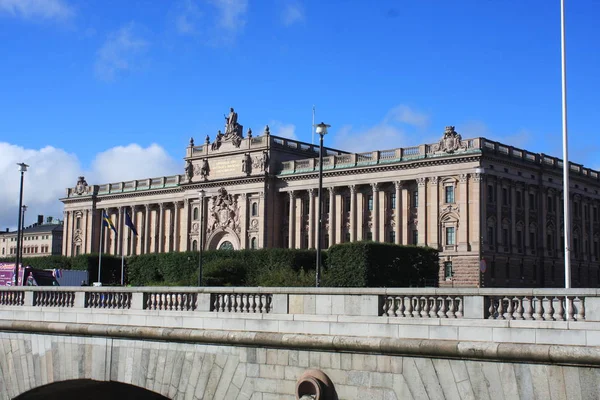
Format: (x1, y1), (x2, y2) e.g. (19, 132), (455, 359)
(324, 242), (439, 287)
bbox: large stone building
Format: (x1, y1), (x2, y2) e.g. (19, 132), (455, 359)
(0, 216), (64, 258)
(60, 109), (600, 287)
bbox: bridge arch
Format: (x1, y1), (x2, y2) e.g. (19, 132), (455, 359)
(14, 379), (168, 400)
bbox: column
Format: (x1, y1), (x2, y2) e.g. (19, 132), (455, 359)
(350, 185), (357, 242)
(158, 203), (164, 253)
(328, 187), (335, 246)
(105, 210), (112, 254)
(510, 182), (517, 253)
(335, 192), (343, 244)
(240, 194), (248, 249)
(378, 186), (386, 242)
(130, 206), (136, 256)
(473, 173), (483, 252)
(524, 187), (530, 250)
(357, 191), (364, 241)
(429, 177), (439, 249)
(295, 195), (302, 248)
(183, 199), (190, 252)
(288, 191), (295, 248)
(308, 189), (315, 248)
(144, 204), (150, 254)
(117, 207), (123, 256)
(394, 181), (402, 245)
(70, 210), (76, 256)
(371, 183), (379, 242)
(589, 198), (594, 260)
(556, 191), (562, 256)
(496, 179), (502, 251)
(458, 174), (469, 251)
(401, 184), (409, 245)
(62, 210), (69, 256)
(417, 177), (427, 245)
(258, 192), (265, 248)
(173, 202), (180, 252)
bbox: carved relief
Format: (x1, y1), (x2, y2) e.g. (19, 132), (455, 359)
(194, 159), (210, 180)
(430, 126), (468, 154)
(416, 177), (427, 186)
(75, 176), (90, 195)
(440, 204), (460, 214)
(429, 176), (439, 185)
(207, 188), (240, 235)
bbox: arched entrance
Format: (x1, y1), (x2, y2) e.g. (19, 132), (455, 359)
(14, 379), (168, 400)
(206, 228), (240, 250)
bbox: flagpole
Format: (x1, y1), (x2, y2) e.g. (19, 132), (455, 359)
(561, 0), (571, 288)
(121, 240), (124, 286)
(98, 216), (104, 284)
(312, 105), (315, 145)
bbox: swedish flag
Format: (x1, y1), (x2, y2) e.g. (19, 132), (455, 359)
(102, 211), (118, 237)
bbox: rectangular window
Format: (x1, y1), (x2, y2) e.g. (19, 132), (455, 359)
(390, 193), (396, 209)
(444, 261), (453, 280)
(585, 205), (589, 220)
(547, 234), (553, 250)
(367, 195), (373, 211)
(412, 230), (418, 245)
(303, 198), (310, 215)
(547, 196), (553, 213)
(488, 227), (495, 246)
(445, 186), (455, 203)
(529, 193), (535, 210)
(502, 228), (509, 247)
(344, 196), (351, 213)
(517, 230), (523, 252)
(76, 218), (81, 230)
(530, 232), (536, 253)
(324, 197), (330, 212)
(366, 231), (373, 241)
(516, 191), (522, 208)
(487, 185), (494, 203)
(324, 234), (330, 248)
(502, 188), (508, 205)
(446, 227), (455, 245)
(594, 207), (598, 222)
(574, 237), (579, 254)
(389, 231), (396, 244)
(594, 241), (599, 258)
(412, 191), (418, 208)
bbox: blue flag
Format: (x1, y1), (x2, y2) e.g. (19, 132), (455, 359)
(102, 211), (118, 237)
(125, 212), (138, 236)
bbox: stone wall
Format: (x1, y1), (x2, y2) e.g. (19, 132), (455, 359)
(2, 330), (600, 400)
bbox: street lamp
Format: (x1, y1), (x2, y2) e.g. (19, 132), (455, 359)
(475, 167), (485, 288)
(14, 163), (28, 286)
(198, 189), (205, 286)
(314, 122), (330, 287)
(20, 205), (27, 266)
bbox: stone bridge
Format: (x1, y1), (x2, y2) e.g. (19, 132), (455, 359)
(1, 287), (600, 399)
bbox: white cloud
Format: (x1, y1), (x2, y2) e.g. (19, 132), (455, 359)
(330, 104), (433, 152)
(209, 0), (248, 31)
(269, 121), (297, 140)
(174, 0), (202, 35)
(460, 120), (532, 149)
(0, 142), (180, 231)
(87, 143), (181, 183)
(0, 0), (74, 21)
(281, 0), (304, 26)
(384, 105), (430, 128)
(94, 22), (149, 82)
(0, 143), (79, 231)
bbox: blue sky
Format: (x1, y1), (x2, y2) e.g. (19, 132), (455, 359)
(0, 0), (599, 229)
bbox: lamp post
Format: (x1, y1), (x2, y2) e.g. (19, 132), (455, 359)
(314, 122), (330, 287)
(198, 189), (205, 286)
(475, 167), (485, 287)
(14, 163), (28, 286)
(560, 0), (571, 288)
(20, 205), (27, 266)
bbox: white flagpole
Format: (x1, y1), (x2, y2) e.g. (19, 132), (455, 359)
(121, 242), (124, 286)
(561, 0), (571, 288)
(98, 217), (104, 284)
(312, 105), (315, 145)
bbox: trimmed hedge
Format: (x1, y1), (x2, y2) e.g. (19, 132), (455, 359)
(1, 243), (438, 287)
(324, 242), (439, 287)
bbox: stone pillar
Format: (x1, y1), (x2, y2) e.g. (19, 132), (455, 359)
(240, 194), (248, 249)
(328, 187), (335, 246)
(335, 191), (343, 244)
(62, 210), (69, 256)
(144, 204), (151, 254)
(295, 195), (303, 248)
(589, 198), (594, 259)
(417, 177), (427, 245)
(524, 187), (530, 250)
(401, 184), (409, 245)
(349, 185), (357, 242)
(394, 181), (402, 245)
(378, 187), (386, 242)
(288, 191), (295, 249)
(371, 183), (379, 242)
(357, 191), (364, 241)
(308, 189), (315, 248)
(158, 203), (164, 253)
(510, 182), (517, 253)
(183, 199), (190, 252)
(83, 209), (90, 254)
(473, 173), (483, 252)
(458, 174), (468, 251)
(556, 191), (562, 256)
(173, 202), (179, 252)
(496, 179), (503, 251)
(69, 210), (76, 256)
(129, 206), (136, 256)
(258, 192), (265, 249)
(429, 177), (439, 249)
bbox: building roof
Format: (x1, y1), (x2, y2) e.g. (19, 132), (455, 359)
(3, 223), (63, 236)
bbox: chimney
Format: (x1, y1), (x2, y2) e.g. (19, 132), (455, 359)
(4, 228), (8, 233)
(37, 215), (44, 225)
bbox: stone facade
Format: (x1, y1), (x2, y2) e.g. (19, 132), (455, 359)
(0, 217), (63, 258)
(60, 110), (600, 287)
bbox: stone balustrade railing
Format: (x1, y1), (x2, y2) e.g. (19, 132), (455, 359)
(0, 287), (599, 321)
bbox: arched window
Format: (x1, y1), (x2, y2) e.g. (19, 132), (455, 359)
(192, 240), (198, 251)
(76, 217), (81, 230)
(193, 207), (199, 220)
(251, 237), (257, 249)
(219, 241), (234, 250)
(251, 202), (258, 217)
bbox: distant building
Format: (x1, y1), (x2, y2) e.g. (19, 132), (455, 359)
(60, 109), (600, 287)
(0, 216), (64, 258)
